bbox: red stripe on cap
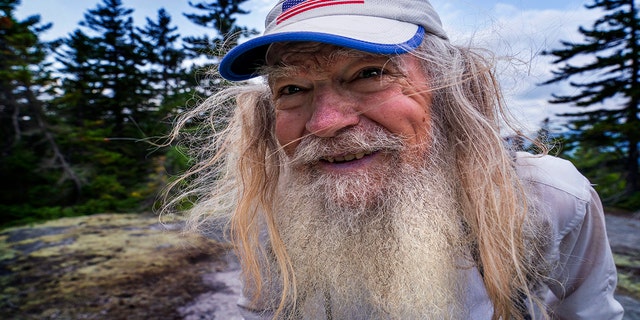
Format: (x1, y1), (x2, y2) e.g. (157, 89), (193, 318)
(278, 0), (326, 24)
(277, 0), (365, 24)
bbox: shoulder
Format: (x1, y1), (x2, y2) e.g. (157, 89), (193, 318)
(514, 152), (596, 240)
(514, 155), (624, 319)
(514, 151), (591, 202)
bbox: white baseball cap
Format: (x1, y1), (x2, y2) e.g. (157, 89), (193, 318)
(219, 0), (448, 81)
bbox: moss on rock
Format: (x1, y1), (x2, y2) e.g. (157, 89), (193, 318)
(0, 213), (230, 319)
(614, 253), (640, 300)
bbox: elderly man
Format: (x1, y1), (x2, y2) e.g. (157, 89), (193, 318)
(168, 0), (624, 319)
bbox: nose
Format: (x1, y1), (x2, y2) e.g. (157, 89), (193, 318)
(305, 86), (359, 137)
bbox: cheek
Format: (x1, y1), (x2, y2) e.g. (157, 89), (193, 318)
(275, 110), (308, 154)
(410, 106), (432, 145)
(399, 86), (434, 147)
(364, 93), (433, 147)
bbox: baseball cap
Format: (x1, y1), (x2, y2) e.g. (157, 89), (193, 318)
(219, 0), (448, 81)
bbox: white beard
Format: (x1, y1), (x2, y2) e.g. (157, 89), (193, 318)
(270, 137), (471, 319)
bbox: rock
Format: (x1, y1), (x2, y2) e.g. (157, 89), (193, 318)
(178, 266), (244, 320)
(0, 213), (230, 319)
(606, 214), (640, 319)
(617, 294), (640, 320)
(606, 214), (640, 256)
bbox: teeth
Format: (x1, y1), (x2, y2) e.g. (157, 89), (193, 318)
(322, 151), (370, 163)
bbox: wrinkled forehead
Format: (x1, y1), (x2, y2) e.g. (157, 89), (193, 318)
(263, 42), (399, 76)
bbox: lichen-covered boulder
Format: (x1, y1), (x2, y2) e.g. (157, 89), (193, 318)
(0, 213), (230, 319)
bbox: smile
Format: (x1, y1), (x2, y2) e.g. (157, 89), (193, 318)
(321, 151), (373, 163)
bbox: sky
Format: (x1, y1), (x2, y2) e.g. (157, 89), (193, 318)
(15, 0), (606, 133)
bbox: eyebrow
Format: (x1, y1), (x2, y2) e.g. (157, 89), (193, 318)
(261, 64), (304, 85)
(261, 50), (398, 82)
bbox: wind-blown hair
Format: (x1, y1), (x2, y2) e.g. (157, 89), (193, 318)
(163, 34), (550, 320)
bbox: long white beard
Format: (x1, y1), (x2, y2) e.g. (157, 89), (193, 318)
(271, 132), (470, 319)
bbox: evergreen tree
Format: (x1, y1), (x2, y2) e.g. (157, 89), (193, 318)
(182, 0), (258, 60)
(542, 0), (640, 200)
(54, 29), (101, 126)
(0, 0), (83, 221)
(138, 8), (190, 118)
(51, 0), (162, 213)
(77, 0), (153, 135)
(181, 1), (259, 104)
(1, 0), (51, 150)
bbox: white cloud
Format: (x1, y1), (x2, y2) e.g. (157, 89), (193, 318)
(436, 2), (605, 133)
(237, 0), (275, 31)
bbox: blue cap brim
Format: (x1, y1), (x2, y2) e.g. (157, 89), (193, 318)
(219, 26), (425, 81)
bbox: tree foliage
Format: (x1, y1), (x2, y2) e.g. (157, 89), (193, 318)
(0, 0), (255, 227)
(183, 0), (258, 59)
(0, 0), (82, 216)
(542, 0), (640, 203)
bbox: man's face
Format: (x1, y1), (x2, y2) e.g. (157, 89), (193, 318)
(268, 44), (434, 208)
(263, 44), (468, 318)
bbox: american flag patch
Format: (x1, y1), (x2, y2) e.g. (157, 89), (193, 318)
(277, 0), (366, 24)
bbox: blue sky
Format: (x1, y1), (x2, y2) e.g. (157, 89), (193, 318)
(15, 0), (603, 133)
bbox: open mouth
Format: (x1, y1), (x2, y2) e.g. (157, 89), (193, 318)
(320, 151), (374, 163)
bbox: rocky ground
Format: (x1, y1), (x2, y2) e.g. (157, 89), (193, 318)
(0, 214), (234, 319)
(0, 212), (638, 319)
(606, 213), (640, 319)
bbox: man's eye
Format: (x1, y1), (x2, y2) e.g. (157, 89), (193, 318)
(358, 67), (384, 79)
(279, 85), (303, 96)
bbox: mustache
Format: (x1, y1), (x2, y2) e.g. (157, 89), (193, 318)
(288, 126), (406, 166)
